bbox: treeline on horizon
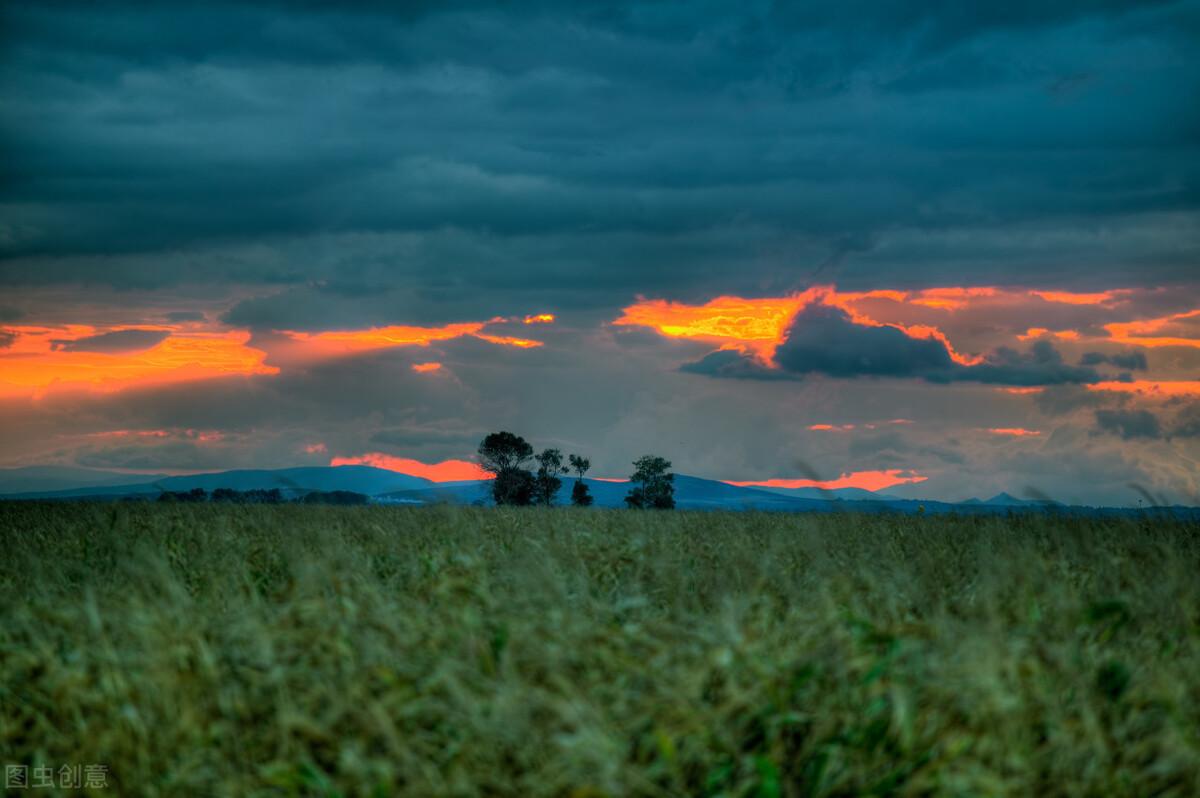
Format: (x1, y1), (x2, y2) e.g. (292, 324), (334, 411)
(154, 488), (369, 505)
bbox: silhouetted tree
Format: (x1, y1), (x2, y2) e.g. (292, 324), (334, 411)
(533, 448), (568, 506)
(492, 469), (535, 506)
(568, 454), (593, 507)
(624, 455), (675, 509)
(478, 431), (535, 506)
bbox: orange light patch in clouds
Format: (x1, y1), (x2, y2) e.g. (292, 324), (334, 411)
(907, 287), (998, 310)
(1018, 328), (1080, 342)
(1086, 381), (1200, 398)
(472, 333), (542, 348)
(1000, 386), (1045, 395)
(613, 292), (812, 361)
(729, 469), (928, 492)
(304, 443), (328, 454)
(331, 453), (493, 482)
(1031, 290), (1129, 306)
(1105, 309), (1200, 349)
(411, 362), (443, 373)
(524, 314), (555, 324)
(84, 429), (171, 438)
(809, 423), (855, 431)
(0, 325), (276, 395)
(284, 319), (545, 358)
(988, 428), (1041, 437)
(285, 322), (486, 354)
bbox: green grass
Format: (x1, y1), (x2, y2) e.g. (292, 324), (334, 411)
(2, 503), (1199, 796)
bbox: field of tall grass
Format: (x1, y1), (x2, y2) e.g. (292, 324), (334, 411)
(2, 502), (1198, 796)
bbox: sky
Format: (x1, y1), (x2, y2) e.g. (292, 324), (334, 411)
(1, 0), (1199, 505)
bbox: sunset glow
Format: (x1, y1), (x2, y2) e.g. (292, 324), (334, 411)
(330, 454), (493, 482)
(1104, 309), (1200, 349)
(613, 292), (813, 361)
(471, 333), (543, 349)
(907, 286), (998, 310)
(988, 428), (1042, 437)
(1030, 289), (1129, 306)
(523, 314), (556, 324)
(0, 325), (277, 395)
(285, 322), (487, 354)
(728, 469), (928, 492)
(1086, 381), (1200, 398)
(411, 362), (443, 373)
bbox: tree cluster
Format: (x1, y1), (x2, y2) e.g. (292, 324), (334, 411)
(476, 431), (674, 509)
(154, 487), (367, 505)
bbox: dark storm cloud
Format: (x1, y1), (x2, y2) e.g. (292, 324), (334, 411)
(1173, 402), (1200, 438)
(774, 305), (954, 378)
(49, 329), (170, 353)
(2, 0), (1198, 301)
(680, 350), (795, 380)
(1094, 409), (1164, 440)
(75, 440), (233, 471)
(701, 304), (1109, 386)
(1080, 350), (1148, 370)
(1093, 401), (1200, 441)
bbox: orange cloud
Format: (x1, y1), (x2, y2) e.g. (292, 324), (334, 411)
(1000, 386), (1045, 395)
(0, 325), (277, 396)
(331, 453), (493, 482)
(1017, 328), (1081, 342)
(283, 318), (545, 358)
(907, 286), (998, 310)
(809, 423), (856, 431)
(471, 333), (543, 348)
(523, 314), (555, 324)
(1104, 309), (1200, 349)
(284, 322), (486, 355)
(613, 291), (816, 361)
(1031, 289), (1129, 306)
(304, 443), (328, 454)
(411, 362), (443, 373)
(987, 427), (1042, 437)
(83, 429), (172, 439)
(1086, 380), (1200, 398)
(728, 469), (927, 492)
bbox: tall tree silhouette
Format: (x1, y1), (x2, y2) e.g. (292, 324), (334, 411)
(477, 431), (535, 506)
(568, 454), (593, 507)
(624, 455), (675, 509)
(533, 448), (569, 505)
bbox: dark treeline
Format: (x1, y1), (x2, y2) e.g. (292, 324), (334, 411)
(155, 488), (369, 505)
(477, 432), (675, 509)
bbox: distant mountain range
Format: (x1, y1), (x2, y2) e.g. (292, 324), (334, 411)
(0, 465), (433, 499)
(1, 465), (1196, 518)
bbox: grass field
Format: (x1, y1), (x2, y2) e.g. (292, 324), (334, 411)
(2, 503), (1199, 796)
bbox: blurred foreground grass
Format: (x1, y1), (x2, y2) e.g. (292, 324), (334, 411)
(2, 503), (1199, 796)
